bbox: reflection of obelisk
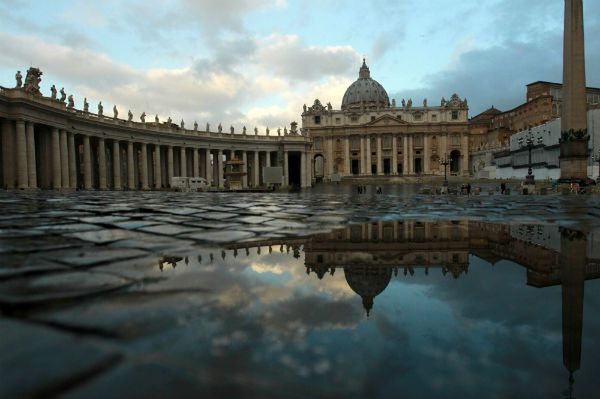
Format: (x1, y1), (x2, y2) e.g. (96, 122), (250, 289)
(560, 0), (589, 180)
(559, 228), (586, 395)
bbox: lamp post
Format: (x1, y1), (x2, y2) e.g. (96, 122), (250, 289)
(439, 155), (450, 187)
(518, 129), (543, 186)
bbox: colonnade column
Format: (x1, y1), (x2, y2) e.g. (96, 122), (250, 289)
(300, 150), (306, 188)
(360, 136), (365, 175)
(14, 121), (28, 189)
(283, 151), (289, 187)
(83, 136), (92, 189)
(141, 143), (149, 190)
(127, 142), (135, 190)
(167, 146), (174, 187)
(392, 135), (398, 175)
(113, 141), (122, 190)
(423, 135), (430, 174)
(60, 130), (69, 188)
(344, 137), (350, 176)
(98, 138), (107, 190)
(26, 122), (37, 188)
(51, 127), (61, 190)
(265, 151), (271, 167)
(68, 132), (76, 188)
(376, 135), (383, 175)
(180, 147), (187, 177)
(242, 151), (248, 188)
(205, 149), (212, 186)
(408, 136), (414, 175)
(366, 136), (371, 175)
(217, 149), (224, 188)
(193, 148), (199, 177)
(154, 144), (161, 189)
(403, 136), (409, 175)
(328, 138), (334, 176)
(1, 120), (15, 189)
(253, 151), (260, 187)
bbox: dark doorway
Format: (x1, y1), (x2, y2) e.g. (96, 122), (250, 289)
(414, 158), (422, 174)
(398, 164), (403, 175)
(450, 150), (461, 174)
(351, 160), (360, 175)
(288, 152), (301, 187)
(371, 164), (377, 175)
(383, 158), (391, 175)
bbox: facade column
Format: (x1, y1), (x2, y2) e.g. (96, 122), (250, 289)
(217, 149), (224, 188)
(141, 143), (149, 190)
(83, 136), (92, 189)
(462, 134), (470, 175)
(377, 135), (383, 175)
(392, 135), (398, 175)
(60, 130), (69, 188)
(301, 150), (307, 188)
(68, 132), (76, 189)
(193, 148), (199, 177)
(366, 136), (371, 175)
(403, 135), (409, 175)
(283, 151), (289, 186)
(15, 121), (28, 189)
(180, 147), (187, 177)
(98, 138), (107, 190)
(1, 120), (15, 189)
(424, 135), (430, 174)
(360, 135), (365, 175)
(408, 136), (414, 175)
(344, 137), (350, 176)
(242, 151), (248, 188)
(205, 148), (212, 186)
(253, 151), (260, 187)
(26, 122), (37, 188)
(113, 141), (122, 190)
(154, 144), (161, 189)
(127, 142), (135, 190)
(51, 127), (61, 190)
(328, 138), (334, 176)
(167, 146), (174, 187)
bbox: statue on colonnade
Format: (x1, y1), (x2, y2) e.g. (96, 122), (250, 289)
(167, 117), (172, 125)
(230, 126), (235, 134)
(206, 123), (210, 132)
(401, 99), (406, 108)
(15, 71), (22, 88)
(218, 123), (223, 133)
(67, 95), (74, 109)
(50, 85), (57, 99)
(407, 98), (412, 108)
(128, 110), (133, 122)
(113, 105), (118, 119)
(23, 67), (42, 96)
(243, 126), (247, 135)
(59, 88), (66, 103)
(284, 127), (288, 135)
(194, 121), (198, 131)
(254, 127), (258, 135)
(98, 101), (103, 116)
(155, 114), (159, 124)
(277, 127), (281, 136)
(266, 127), (270, 136)
(181, 120), (185, 129)
(423, 98), (428, 107)
(83, 98), (89, 113)
(140, 112), (146, 123)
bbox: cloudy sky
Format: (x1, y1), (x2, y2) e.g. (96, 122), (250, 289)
(0, 0), (599, 132)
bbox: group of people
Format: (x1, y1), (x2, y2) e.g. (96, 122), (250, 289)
(357, 185), (383, 194)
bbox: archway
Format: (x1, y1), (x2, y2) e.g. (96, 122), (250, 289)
(450, 150), (461, 174)
(288, 152), (301, 187)
(414, 158), (422, 174)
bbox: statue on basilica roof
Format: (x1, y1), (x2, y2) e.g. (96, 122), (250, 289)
(423, 98), (428, 108)
(181, 120), (185, 129)
(401, 99), (406, 108)
(83, 98), (89, 113)
(15, 70), (22, 88)
(50, 85), (57, 100)
(218, 123), (223, 133)
(59, 88), (66, 103)
(327, 102), (332, 111)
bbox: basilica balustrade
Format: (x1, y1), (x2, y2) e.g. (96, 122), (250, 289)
(0, 70), (312, 191)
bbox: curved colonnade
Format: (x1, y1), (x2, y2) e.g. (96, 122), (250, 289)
(0, 88), (312, 191)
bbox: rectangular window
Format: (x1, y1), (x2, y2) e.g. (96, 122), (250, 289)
(314, 115), (321, 124)
(451, 110), (459, 120)
(336, 117), (341, 124)
(350, 116), (359, 122)
(431, 114), (437, 121)
(383, 135), (391, 149)
(351, 137), (360, 151)
(414, 113), (422, 121)
(452, 135), (460, 146)
(414, 135), (424, 147)
(315, 138), (322, 150)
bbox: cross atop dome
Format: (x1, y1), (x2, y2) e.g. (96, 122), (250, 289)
(359, 58), (371, 79)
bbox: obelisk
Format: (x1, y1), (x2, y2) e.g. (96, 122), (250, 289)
(560, 0), (588, 180)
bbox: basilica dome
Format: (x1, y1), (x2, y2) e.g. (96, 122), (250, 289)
(341, 59), (390, 110)
(344, 265), (392, 316)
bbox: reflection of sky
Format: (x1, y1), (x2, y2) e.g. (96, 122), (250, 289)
(145, 245), (600, 399)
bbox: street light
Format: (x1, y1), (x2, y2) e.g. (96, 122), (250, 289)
(518, 129), (544, 186)
(439, 155), (450, 187)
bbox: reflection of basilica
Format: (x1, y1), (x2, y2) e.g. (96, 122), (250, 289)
(225, 219), (598, 395)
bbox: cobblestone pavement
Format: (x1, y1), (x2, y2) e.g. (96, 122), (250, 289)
(1, 187), (600, 398)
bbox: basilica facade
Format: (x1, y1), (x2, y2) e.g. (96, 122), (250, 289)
(302, 60), (470, 181)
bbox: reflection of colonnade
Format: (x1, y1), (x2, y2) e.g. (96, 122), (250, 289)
(0, 74), (311, 190)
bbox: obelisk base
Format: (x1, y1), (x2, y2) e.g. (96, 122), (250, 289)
(559, 138), (589, 182)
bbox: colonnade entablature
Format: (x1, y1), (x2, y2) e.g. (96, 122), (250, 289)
(0, 72), (312, 191)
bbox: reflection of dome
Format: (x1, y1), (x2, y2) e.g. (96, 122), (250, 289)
(344, 266), (392, 316)
(341, 59), (390, 110)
